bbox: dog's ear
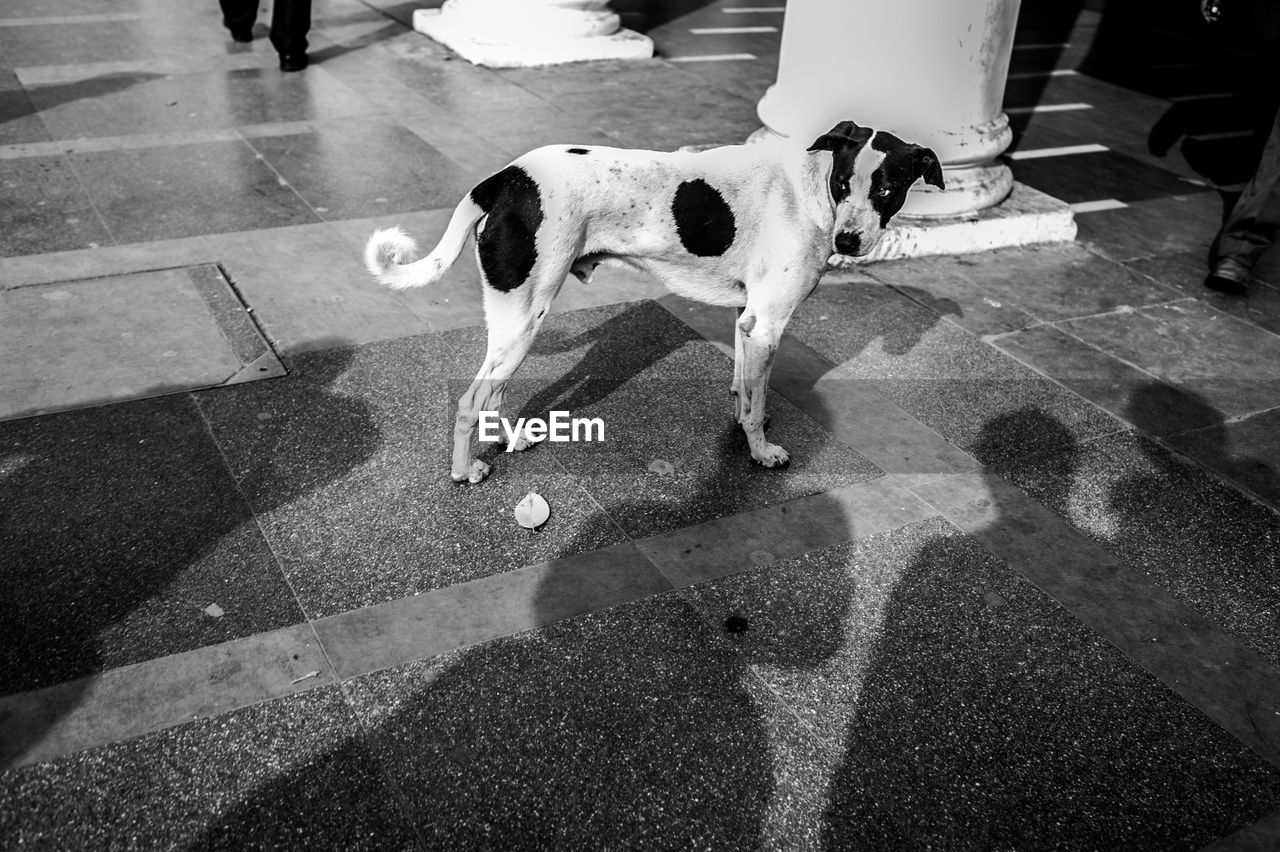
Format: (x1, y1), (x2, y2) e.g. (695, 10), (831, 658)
(807, 120), (871, 153)
(914, 146), (945, 189)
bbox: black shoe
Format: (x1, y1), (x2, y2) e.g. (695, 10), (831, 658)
(279, 53), (308, 72)
(228, 26), (253, 42)
(1204, 257), (1251, 295)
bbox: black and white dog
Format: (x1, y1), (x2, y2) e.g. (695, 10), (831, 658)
(365, 120), (943, 484)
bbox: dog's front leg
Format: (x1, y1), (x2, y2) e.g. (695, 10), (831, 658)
(735, 308), (789, 468)
(731, 306), (746, 420)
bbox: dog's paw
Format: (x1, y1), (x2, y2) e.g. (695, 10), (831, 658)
(451, 459), (492, 484)
(752, 443), (790, 468)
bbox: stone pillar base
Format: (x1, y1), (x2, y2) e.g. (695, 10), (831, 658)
(413, 8), (653, 68)
(829, 181), (1077, 267)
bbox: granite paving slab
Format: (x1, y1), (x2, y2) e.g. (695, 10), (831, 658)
(342, 592), (834, 850)
(0, 686), (418, 849)
(441, 301), (883, 540)
(0, 155), (112, 257)
(680, 518), (1280, 850)
(244, 117), (472, 220)
(0, 68), (51, 147)
(785, 282), (1123, 465)
(0, 20), (158, 67)
(1073, 193), (1221, 262)
(68, 139), (321, 243)
(1057, 298), (1280, 418)
(1165, 408), (1280, 509)
(991, 325), (1222, 436)
(196, 332), (625, 618)
(0, 394), (301, 695)
(865, 243), (1181, 332)
(1010, 148), (1205, 205)
(996, 429), (1280, 669)
(1127, 251), (1280, 336)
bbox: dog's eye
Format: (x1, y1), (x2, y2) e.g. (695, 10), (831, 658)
(877, 187), (893, 198)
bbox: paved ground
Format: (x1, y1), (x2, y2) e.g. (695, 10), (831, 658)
(3, 0), (1280, 848)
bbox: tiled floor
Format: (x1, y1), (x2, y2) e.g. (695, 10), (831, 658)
(3, 0), (1280, 848)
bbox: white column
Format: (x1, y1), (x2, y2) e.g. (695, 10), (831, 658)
(414, 0), (653, 68)
(754, 0), (1022, 217)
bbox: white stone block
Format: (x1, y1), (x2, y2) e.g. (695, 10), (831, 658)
(412, 8), (653, 68)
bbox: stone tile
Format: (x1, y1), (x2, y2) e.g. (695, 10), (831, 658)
(493, 57), (703, 100)
(992, 325), (1221, 436)
(0, 395), (300, 694)
(196, 333), (626, 617)
(28, 66), (373, 141)
(448, 105), (620, 161)
(0, 687), (418, 848)
(1165, 407), (1280, 510)
(441, 301), (882, 540)
(569, 83), (760, 151)
(0, 155), (112, 257)
(245, 117), (473, 220)
(679, 518), (1280, 849)
(1011, 149), (1208, 205)
(1001, 430), (1280, 670)
(69, 139), (321, 243)
(343, 592), (834, 849)
(206, 221), (432, 354)
(1058, 299), (1280, 418)
(1074, 193), (1221, 262)
(1127, 251), (1280, 336)
(786, 283), (1123, 466)
(0, 69), (49, 147)
(0, 21), (159, 67)
(867, 243), (1180, 330)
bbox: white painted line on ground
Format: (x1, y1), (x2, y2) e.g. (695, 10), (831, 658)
(690, 26), (777, 34)
(1008, 143), (1109, 160)
(669, 53), (757, 62)
(1069, 199), (1128, 213)
(0, 13), (141, 26)
(1006, 68), (1079, 80)
(1004, 102), (1093, 115)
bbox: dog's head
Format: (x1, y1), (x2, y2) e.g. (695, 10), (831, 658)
(807, 120), (944, 257)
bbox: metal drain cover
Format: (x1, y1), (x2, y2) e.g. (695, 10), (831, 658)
(0, 264), (285, 421)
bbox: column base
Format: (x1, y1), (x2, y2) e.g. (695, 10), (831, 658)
(413, 9), (654, 68)
(829, 181), (1077, 268)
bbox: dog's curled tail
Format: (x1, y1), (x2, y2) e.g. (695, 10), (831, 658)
(364, 195), (484, 291)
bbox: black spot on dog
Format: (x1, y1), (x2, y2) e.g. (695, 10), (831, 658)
(566, 147), (590, 155)
(808, 120), (873, 204)
(470, 165), (543, 293)
(868, 131), (944, 227)
(672, 178), (735, 257)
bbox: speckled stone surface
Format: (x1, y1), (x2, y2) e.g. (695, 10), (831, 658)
(0, 686), (418, 849)
(995, 430), (1280, 669)
(442, 301), (883, 540)
(865, 242), (1181, 333)
(680, 519), (1280, 849)
(785, 283), (1123, 465)
(1165, 407), (1280, 510)
(343, 592), (833, 850)
(1058, 299), (1280, 419)
(0, 394), (300, 694)
(196, 332), (625, 618)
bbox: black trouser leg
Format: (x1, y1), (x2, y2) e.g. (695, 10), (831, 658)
(269, 0), (312, 58)
(219, 0), (258, 35)
(1217, 107), (1280, 268)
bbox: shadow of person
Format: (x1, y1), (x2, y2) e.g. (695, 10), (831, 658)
(0, 342), (380, 769)
(185, 280), (963, 844)
(816, 407), (1273, 847)
(1, 73), (167, 129)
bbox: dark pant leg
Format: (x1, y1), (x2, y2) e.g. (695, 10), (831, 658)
(269, 0), (312, 57)
(1217, 107), (1280, 267)
(219, 0), (258, 33)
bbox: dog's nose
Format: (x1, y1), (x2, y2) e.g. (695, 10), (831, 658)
(834, 231), (861, 255)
